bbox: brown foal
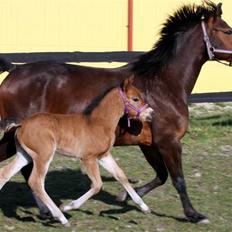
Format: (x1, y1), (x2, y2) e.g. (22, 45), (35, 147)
(0, 78), (153, 226)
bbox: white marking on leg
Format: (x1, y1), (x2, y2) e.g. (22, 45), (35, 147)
(198, 218), (210, 224)
(62, 189), (96, 212)
(62, 158), (102, 212)
(99, 153), (150, 213)
(0, 151), (31, 189)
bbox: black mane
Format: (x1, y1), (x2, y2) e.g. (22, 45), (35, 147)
(83, 85), (117, 115)
(132, 1), (218, 77)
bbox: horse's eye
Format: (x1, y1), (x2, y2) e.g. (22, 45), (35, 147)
(132, 97), (139, 102)
(224, 30), (232, 35)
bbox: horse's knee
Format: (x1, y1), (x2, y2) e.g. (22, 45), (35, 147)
(173, 177), (186, 192)
(157, 170), (168, 185)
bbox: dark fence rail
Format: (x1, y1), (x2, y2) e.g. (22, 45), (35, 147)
(0, 51), (232, 103)
(0, 51), (143, 63)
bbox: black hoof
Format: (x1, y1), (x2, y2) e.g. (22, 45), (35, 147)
(39, 211), (53, 220)
(187, 212), (209, 224)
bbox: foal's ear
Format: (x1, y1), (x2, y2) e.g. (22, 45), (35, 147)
(216, 3), (223, 17)
(122, 75), (135, 90)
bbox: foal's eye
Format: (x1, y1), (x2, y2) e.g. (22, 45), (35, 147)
(132, 97), (139, 102)
(224, 30), (232, 35)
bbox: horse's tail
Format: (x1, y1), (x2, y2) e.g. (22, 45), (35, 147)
(0, 118), (20, 140)
(0, 57), (16, 73)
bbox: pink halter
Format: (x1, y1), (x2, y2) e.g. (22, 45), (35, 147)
(118, 88), (148, 127)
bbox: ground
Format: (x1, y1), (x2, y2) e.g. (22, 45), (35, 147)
(0, 103), (231, 232)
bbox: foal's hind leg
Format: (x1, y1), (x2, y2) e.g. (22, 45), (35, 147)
(62, 158), (102, 212)
(0, 151), (31, 189)
(99, 152), (150, 213)
(28, 156), (70, 227)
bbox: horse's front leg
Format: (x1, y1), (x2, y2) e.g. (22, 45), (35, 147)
(157, 136), (209, 224)
(117, 144), (168, 201)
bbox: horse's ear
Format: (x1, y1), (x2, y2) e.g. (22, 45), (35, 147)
(216, 3), (223, 17)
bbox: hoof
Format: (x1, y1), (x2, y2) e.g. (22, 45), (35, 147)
(186, 212), (209, 224)
(63, 222), (71, 227)
(60, 204), (68, 212)
(60, 203), (72, 212)
(39, 211), (53, 220)
(116, 190), (128, 202)
(197, 218), (210, 224)
(142, 207), (151, 214)
(140, 203), (151, 214)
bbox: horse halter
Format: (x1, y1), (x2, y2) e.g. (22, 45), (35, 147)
(201, 19), (232, 66)
(118, 88), (148, 127)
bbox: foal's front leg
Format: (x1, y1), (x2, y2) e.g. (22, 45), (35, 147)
(99, 152), (150, 213)
(61, 158), (103, 212)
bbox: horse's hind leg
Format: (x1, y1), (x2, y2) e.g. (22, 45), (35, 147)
(117, 144), (168, 202)
(62, 158), (102, 212)
(99, 152), (150, 213)
(0, 151), (31, 189)
(28, 156), (70, 227)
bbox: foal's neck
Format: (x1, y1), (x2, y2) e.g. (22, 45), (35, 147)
(90, 88), (124, 132)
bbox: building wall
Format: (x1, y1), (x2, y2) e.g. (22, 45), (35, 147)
(0, 0), (231, 93)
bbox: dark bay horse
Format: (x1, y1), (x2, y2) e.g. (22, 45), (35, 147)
(0, 78), (153, 226)
(0, 1), (232, 223)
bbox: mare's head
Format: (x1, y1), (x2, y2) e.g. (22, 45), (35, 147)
(133, 1), (232, 77)
(120, 77), (153, 123)
(201, 2), (232, 63)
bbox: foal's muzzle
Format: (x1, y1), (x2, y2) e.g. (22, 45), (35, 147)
(140, 107), (154, 122)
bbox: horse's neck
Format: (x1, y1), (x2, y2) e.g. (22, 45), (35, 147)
(153, 25), (207, 99)
(90, 88), (124, 132)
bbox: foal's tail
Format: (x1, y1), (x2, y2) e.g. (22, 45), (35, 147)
(0, 57), (16, 74)
(0, 118), (20, 140)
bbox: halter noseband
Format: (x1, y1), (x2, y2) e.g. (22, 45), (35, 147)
(118, 88), (148, 127)
(201, 19), (232, 66)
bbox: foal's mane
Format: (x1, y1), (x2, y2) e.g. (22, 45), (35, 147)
(132, 1), (218, 77)
(83, 85), (118, 115)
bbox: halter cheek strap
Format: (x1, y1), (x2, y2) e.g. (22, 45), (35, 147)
(118, 88), (148, 127)
(201, 20), (232, 66)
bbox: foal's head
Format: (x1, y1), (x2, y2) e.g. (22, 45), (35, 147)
(120, 77), (153, 123)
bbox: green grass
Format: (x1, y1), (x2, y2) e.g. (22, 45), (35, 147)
(0, 111), (231, 232)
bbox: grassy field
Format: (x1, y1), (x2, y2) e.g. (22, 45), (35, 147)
(0, 104), (231, 232)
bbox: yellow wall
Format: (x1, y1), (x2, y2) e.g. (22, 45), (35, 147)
(133, 0), (232, 93)
(0, 0), (231, 93)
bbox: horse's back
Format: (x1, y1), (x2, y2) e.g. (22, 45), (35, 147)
(0, 61), (129, 120)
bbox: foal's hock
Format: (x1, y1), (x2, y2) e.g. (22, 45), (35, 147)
(0, 78), (153, 226)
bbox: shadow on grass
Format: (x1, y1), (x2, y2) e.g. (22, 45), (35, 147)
(192, 114), (232, 127)
(212, 119), (232, 126)
(0, 168), (188, 225)
(0, 169), (147, 223)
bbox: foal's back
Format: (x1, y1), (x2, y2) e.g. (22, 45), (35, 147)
(17, 112), (113, 160)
